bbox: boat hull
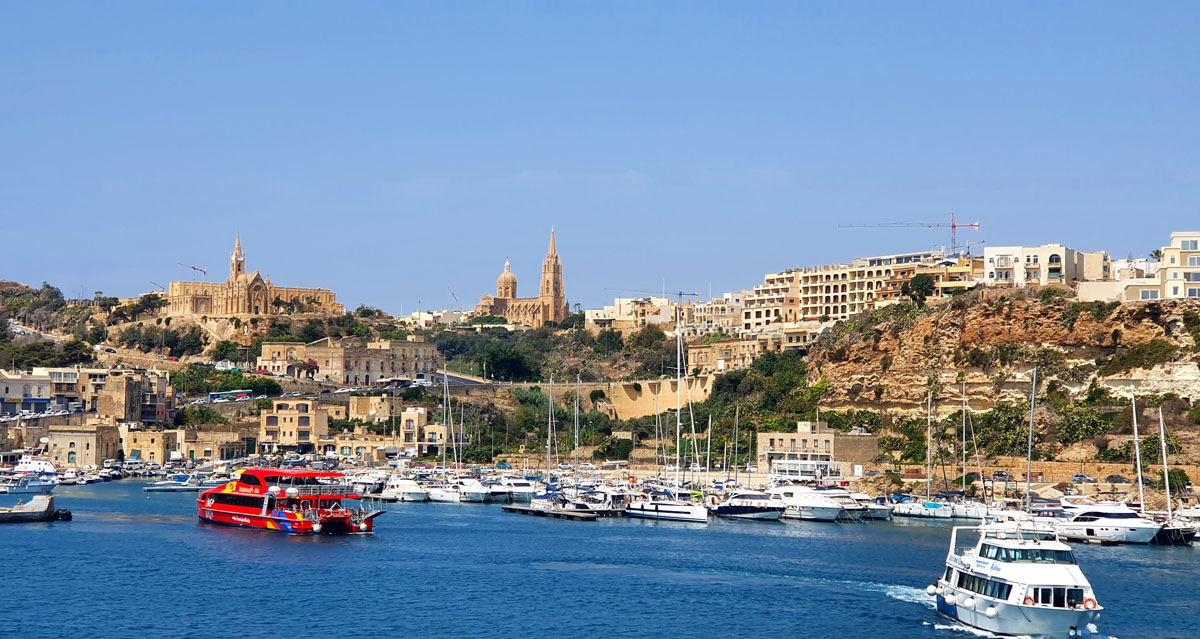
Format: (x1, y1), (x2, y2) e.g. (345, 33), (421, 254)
(1056, 522), (1160, 544)
(937, 594), (1100, 639)
(782, 504), (841, 521)
(198, 507), (376, 534)
(714, 505), (784, 520)
(626, 502), (708, 523)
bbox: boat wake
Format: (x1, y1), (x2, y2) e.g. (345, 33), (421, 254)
(879, 586), (1117, 639)
(925, 621), (1030, 638)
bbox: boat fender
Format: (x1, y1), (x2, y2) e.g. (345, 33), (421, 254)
(962, 597), (976, 610)
(926, 585), (937, 596)
(1084, 598), (1097, 610)
(53, 509), (73, 521)
(312, 523), (323, 533)
(944, 594), (957, 606)
(984, 606), (998, 619)
(359, 522), (368, 532)
(1024, 596), (1035, 606)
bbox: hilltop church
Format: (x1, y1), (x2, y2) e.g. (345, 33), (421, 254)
(165, 236), (342, 317)
(474, 230), (569, 329)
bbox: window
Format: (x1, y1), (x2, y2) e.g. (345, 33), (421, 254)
(239, 474), (262, 486)
(1182, 240), (1198, 251)
(1189, 288), (1200, 298)
(1190, 257), (1200, 267)
(1141, 290), (1160, 300)
(298, 416), (310, 426)
(68, 452), (77, 464)
(266, 416), (278, 426)
(1185, 273), (1200, 282)
(69, 442), (76, 449)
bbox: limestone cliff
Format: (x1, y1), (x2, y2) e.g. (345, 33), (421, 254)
(806, 289), (1200, 418)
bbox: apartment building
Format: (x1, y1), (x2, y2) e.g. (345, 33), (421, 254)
(1121, 231), (1200, 301)
(257, 336), (438, 386)
(754, 420), (880, 469)
(259, 399), (331, 454)
(684, 292), (745, 338)
(742, 270), (803, 331)
(31, 366), (175, 422)
(746, 249), (946, 330)
(585, 297), (680, 336)
(47, 420), (121, 467)
(0, 370), (51, 416)
(983, 244), (1110, 288)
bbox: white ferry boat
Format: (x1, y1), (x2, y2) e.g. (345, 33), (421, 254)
(928, 522), (1102, 638)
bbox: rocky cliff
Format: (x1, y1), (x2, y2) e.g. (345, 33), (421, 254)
(806, 288), (1200, 417)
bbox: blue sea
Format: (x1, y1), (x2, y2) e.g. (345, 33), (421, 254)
(3, 482), (1196, 639)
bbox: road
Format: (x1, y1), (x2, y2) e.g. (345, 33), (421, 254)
(434, 372), (485, 386)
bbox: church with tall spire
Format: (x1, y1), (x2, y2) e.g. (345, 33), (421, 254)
(473, 229), (569, 328)
(165, 235), (343, 317)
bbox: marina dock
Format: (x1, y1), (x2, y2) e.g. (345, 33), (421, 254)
(501, 505), (600, 521)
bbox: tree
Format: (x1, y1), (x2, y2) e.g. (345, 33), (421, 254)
(901, 274), (936, 308)
(213, 340), (241, 361)
(594, 329), (623, 355)
(469, 315), (507, 325)
(1149, 249), (1164, 261)
(481, 347), (538, 382)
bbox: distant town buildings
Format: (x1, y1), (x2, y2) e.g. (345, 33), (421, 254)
(256, 336), (437, 386)
(474, 229), (569, 329)
(982, 244), (1110, 288)
(166, 235), (342, 317)
(1080, 231), (1200, 302)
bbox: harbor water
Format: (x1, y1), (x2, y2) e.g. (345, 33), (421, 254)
(4, 482), (1196, 639)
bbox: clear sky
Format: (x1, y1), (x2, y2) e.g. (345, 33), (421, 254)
(2, 3), (1197, 312)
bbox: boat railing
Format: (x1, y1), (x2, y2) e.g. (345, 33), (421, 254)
(278, 483), (360, 497)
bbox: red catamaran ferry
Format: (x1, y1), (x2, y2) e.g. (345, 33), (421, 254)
(197, 468), (383, 534)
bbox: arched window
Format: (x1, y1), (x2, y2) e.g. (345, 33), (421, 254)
(1049, 254), (1062, 264)
(68, 452), (77, 464)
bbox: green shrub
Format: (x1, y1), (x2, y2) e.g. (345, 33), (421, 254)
(1097, 339), (1177, 376)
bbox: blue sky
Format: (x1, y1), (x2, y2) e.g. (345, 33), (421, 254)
(2, 3), (1197, 312)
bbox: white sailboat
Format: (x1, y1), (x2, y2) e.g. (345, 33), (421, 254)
(626, 306), (708, 524)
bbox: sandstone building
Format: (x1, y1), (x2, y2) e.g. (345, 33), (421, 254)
(166, 235), (342, 317)
(474, 230), (569, 329)
(256, 336), (437, 385)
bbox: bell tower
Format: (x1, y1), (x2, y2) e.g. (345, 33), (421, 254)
(539, 228), (566, 323)
(230, 234), (245, 282)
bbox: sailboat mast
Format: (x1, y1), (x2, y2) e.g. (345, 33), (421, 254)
(1025, 367), (1038, 513)
(1159, 407), (1172, 520)
(1132, 393), (1145, 513)
(961, 381), (967, 492)
(925, 390), (932, 500)
(733, 405), (740, 486)
(574, 376), (580, 485)
(674, 307), (682, 486)
(705, 414), (712, 487)
(547, 376), (553, 485)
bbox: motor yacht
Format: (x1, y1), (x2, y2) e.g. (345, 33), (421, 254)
(0, 475), (56, 495)
(928, 522), (1102, 638)
(711, 490), (785, 520)
(625, 489), (709, 524)
(499, 475), (536, 503)
(766, 485), (842, 521)
(893, 497), (953, 519)
(815, 486), (868, 521)
(380, 476), (430, 502)
(1055, 496), (1161, 544)
(852, 492), (893, 520)
(427, 484), (462, 503)
(143, 473), (204, 492)
(452, 478), (489, 503)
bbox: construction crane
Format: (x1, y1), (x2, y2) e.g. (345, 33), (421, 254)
(605, 287), (700, 302)
(838, 213), (980, 255)
(148, 281), (166, 292)
(178, 263), (207, 282)
(447, 287), (461, 312)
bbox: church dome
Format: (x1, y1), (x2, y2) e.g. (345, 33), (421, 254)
(497, 260), (517, 286)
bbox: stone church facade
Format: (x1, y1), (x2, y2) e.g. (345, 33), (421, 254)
(166, 236), (342, 317)
(474, 230), (569, 329)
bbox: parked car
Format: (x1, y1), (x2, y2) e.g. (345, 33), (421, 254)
(1106, 475), (1131, 484)
(1136, 475), (1157, 487)
(746, 465), (759, 473)
(104, 348), (116, 353)
(579, 463), (597, 471)
(992, 471), (1012, 482)
(1072, 473), (1098, 484)
(865, 470), (880, 477)
(496, 462), (512, 469)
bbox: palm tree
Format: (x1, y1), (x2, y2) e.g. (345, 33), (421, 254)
(1150, 249), (1164, 261)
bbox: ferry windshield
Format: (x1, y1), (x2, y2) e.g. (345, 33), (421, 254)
(980, 544), (1075, 564)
